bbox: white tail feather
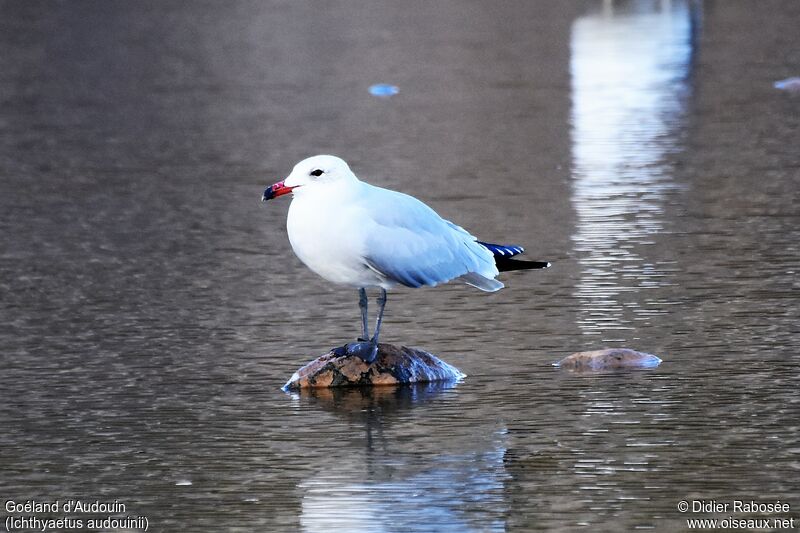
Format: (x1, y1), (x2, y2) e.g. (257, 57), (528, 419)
(459, 272), (504, 292)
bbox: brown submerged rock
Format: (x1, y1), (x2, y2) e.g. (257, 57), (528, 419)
(283, 343), (465, 390)
(555, 348), (662, 371)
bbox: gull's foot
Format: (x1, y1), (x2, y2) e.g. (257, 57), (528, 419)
(341, 341), (379, 364)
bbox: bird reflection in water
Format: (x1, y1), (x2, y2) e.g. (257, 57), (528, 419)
(289, 382), (455, 454)
(289, 383), (510, 532)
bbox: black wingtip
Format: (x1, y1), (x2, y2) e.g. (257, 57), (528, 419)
(477, 241), (525, 258)
(478, 241), (550, 272)
(496, 257), (551, 272)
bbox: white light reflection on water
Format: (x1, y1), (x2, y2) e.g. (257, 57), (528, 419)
(570, 0), (694, 341)
(299, 447), (508, 533)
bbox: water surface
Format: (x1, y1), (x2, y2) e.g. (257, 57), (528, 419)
(1, 1), (799, 531)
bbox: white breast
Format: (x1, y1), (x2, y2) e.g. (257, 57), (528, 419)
(286, 188), (387, 288)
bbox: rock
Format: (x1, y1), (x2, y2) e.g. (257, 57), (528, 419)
(283, 343), (465, 390)
(554, 348), (662, 371)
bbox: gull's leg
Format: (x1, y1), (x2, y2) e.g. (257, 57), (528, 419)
(342, 288), (380, 364)
(371, 289), (388, 345)
(340, 289), (387, 363)
(358, 287), (369, 341)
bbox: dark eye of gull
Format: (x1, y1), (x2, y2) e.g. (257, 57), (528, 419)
(310, 169), (324, 177)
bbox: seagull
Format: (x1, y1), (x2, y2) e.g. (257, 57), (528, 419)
(263, 155), (550, 363)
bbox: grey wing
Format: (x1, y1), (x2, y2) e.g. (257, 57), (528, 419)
(360, 187), (500, 290)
